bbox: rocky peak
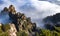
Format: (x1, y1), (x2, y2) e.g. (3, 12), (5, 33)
(0, 5), (37, 36)
(3, 7), (8, 12)
(1, 5), (16, 14)
(9, 23), (17, 36)
(8, 5), (16, 14)
(9, 5), (16, 12)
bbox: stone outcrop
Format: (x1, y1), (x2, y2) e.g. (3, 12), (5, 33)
(9, 5), (16, 14)
(9, 23), (17, 36)
(0, 5), (37, 36)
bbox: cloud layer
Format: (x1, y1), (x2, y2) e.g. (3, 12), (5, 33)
(0, 0), (60, 28)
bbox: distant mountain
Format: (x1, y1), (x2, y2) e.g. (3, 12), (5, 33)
(43, 13), (60, 26)
(43, 13), (60, 31)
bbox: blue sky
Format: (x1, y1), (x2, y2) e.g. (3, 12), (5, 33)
(0, 0), (60, 28)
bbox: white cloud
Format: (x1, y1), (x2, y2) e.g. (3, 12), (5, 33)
(21, 0), (60, 27)
(21, 0), (60, 19)
(0, 0), (60, 27)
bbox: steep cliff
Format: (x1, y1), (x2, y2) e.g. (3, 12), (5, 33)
(0, 5), (60, 36)
(0, 5), (37, 36)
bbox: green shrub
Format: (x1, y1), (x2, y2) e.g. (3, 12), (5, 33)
(17, 31), (28, 36)
(0, 31), (9, 36)
(2, 24), (10, 32)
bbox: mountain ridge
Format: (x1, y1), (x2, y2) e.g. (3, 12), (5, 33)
(0, 5), (60, 36)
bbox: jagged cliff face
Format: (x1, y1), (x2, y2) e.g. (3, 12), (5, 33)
(9, 23), (17, 36)
(0, 5), (36, 36)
